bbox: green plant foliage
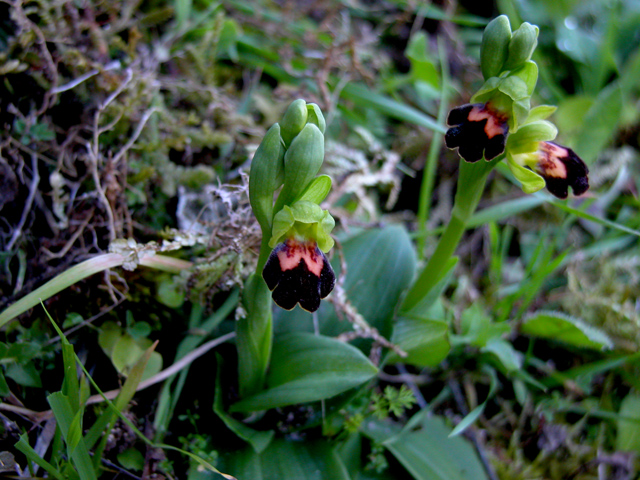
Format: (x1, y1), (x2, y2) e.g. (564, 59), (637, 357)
(363, 412), (489, 480)
(231, 333), (377, 412)
(521, 311), (614, 350)
(216, 439), (350, 480)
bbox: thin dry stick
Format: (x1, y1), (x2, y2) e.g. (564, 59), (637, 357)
(6, 153), (39, 251)
(0, 332), (236, 422)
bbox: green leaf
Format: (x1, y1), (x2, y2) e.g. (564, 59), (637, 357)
(15, 434), (65, 480)
(616, 394), (640, 453)
(117, 448), (145, 471)
(406, 31), (439, 87)
(362, 412), (489, 480)
(47, 392), (97, 480)
(231, 333), (377, 412)
(213, 355), (274, 453)
(449, 404), (485, 438)
(219, 438), (350, 480)
(5, 362), (42, 388)
(340, 82), (445, 134)
(521, 311), (613, 350)
(387, 315), (449, 367)
(482, 338), (522, 372)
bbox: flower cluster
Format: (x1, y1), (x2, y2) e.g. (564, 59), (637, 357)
(444, 16), (589, 199)
(248, 100), (336, 312)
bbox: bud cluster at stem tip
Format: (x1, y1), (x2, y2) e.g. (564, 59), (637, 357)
(248, 99), (336, 312)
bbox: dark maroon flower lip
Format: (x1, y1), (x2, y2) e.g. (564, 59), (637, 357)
(534, 141), (589, 199)
(262, 238), (336, 312)
(445, 103), (509, 163)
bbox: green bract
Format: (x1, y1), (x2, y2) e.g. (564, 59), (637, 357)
(481, 15), (512, 80)
(270, 201), (335, 253)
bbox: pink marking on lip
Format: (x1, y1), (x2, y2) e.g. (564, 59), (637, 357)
(468, 105), (506, 139)
(537, 142), (568, 178)
(277, 239), (324, 277)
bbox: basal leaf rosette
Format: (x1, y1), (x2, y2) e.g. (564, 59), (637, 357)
(263, 201), (336, 312)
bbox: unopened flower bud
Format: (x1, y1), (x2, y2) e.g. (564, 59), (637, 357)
(481, 15), (512, 80)
(249, 124), (285, 231)
(280, 99), (309, 147)
(503, 22), (539, 71)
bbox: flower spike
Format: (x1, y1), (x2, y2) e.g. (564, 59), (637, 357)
(445, 103), (509, 163)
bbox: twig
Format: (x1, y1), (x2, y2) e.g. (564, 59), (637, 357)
(111, 107), (158, 166)
(51, 60), (121, 94)
(6, 153), (39, 251)
(0, 332), (236, 423)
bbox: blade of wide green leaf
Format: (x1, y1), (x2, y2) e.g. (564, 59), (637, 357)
(616, 394), (640, 453)
(217, 439), (350, 480)
(521, 311), (613, 350)
(231, 333), (377, 412)
(362, 413), (489, 480)
(387, 316), (449, 367)
(213, 354), (274, 453)
(47, 392), (97, 480)
(275, 225), (416, 339)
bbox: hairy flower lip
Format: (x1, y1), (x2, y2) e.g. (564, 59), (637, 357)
(445, 103), (509, 163)
(262, 238), (335, 312)
(534, 141), (589, 199)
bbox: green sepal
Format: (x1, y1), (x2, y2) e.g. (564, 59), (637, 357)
(503, 22), (539, 71)
(481, 15), (512, 80)
(296, 175), (332, 204)
(280, 99), (309, 147)
(506, 120), (557, 154)
(277, 123), (325, 210)
(470, 77), (501, 104)
(306, 103), (326, 134)
(249, 123), (285, 232)
(506, 153), (546, 194)
(270, 201), (335, 252)
(526, 105), (557, 123)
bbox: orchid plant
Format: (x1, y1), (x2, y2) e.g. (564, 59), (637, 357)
(238, 99), (335, 397)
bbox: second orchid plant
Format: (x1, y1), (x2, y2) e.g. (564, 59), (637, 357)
(402, 15), (589, 313)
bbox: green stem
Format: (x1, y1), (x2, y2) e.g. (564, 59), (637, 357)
(236, 272), (273, 398)
(403, 156), (502, 313)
